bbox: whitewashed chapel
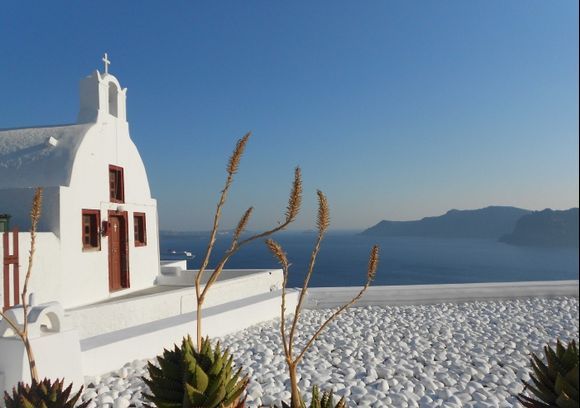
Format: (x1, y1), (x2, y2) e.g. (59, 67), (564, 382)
(0, 55), (160, 309)
(0, 56), (287, 392)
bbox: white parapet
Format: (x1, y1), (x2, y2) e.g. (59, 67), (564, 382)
(304, 280), (580, 309)
(66, 268), (285, 339)
(0, 301), (83, 397)
(80, 289), (299, 376)
(0, 330), (84, 398)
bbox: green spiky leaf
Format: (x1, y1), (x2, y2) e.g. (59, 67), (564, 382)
(517, 340), (579, 408)
(277, 386), (347, 408)
(143, 336), (247, 408)
(3, 379), (89, 408)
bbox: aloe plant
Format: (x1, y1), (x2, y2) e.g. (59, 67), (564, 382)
(517, 339), (579, 408)
(278, 386), (347, 408)
(3, 378), (89, 408)
(143, 336), (247, 408)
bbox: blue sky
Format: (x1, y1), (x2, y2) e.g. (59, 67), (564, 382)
(1, 1), (578, 231)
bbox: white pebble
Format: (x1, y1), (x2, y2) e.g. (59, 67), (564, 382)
(81, 297), (579, 408)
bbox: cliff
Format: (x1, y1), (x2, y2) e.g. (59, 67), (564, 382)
(362, 206), (530, 239)
(500, 208), (579, 248)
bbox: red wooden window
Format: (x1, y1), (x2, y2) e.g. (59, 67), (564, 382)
(109, 165), (125, 203)
(134, 212), (147, 246)
(82, 209), (101, 250)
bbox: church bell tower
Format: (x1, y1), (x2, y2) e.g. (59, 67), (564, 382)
(77, 53), (128, 124)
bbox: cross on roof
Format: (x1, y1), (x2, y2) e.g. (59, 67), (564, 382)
(102, 53), (111, 75)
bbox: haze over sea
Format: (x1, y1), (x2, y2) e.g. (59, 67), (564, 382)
(160, 232), (579, 287)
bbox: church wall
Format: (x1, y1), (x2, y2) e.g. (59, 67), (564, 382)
(126, 200), (160, 292)
(58, 185), (108, 307)
(56, 121), (160, 308)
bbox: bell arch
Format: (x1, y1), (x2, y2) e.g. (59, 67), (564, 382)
(108, 82), (119, 118)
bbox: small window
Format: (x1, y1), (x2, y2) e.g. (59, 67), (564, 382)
(82, 209), (100, 250)
(109, 165), (125, 203)
(134, 212), (147, 246)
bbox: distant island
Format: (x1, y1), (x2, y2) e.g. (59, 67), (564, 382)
(362, 206), (579, 248)
(362, 206), (530, 239)
(500, 208), (579, 248)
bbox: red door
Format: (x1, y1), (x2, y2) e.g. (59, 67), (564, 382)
(108, 213), (129, 291)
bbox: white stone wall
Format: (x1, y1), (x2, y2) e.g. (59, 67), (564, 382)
(0, 331), (83, 399)
(303, 280), (580, 308)
(80, 289), (300, 376)
(67, 269), (285, 339)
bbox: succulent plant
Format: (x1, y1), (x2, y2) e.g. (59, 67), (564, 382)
(143, 335), (248, 408)
(278, 386), (347, 408)
(3, 378), (89, 408)
(517, 339), (579, 408)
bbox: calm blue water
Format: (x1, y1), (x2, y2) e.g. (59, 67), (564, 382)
(160, 232), (579, 287)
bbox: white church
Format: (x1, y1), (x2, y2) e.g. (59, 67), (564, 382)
(0, 56), (291, 392)
(0, 54), (160, 310)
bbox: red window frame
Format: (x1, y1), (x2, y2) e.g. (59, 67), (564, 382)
(109, 165), (125, 203)
(133, 212), (147, 247)
(82, 209), (101, 250)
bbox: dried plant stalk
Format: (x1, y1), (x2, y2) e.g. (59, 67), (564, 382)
(0, 187), (43, 382)
(194, 132), (250, 350)
(195, 133), (250, 290)
(367, 245), (379, 281)
(266, 239), (290, 357)
(194, 133), (302, 351)
(288, 190), (328, 357)
(295, 245), (378, 363)
(316, 190), (329, 234)
(232, 207), (253, 244)
(266, 193), (379, 408)
(285, 167), (302, 224)
(202, 167), (301, 293)
(227, 134), (249, 175)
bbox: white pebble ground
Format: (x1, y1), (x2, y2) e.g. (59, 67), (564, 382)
(82, 297), (579, 408)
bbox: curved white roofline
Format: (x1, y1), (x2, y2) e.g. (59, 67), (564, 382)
(0, 68), (135, 191)
(0, 124), (94, 189)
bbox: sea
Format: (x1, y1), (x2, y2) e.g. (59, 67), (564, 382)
(160, 231), (579, 288)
